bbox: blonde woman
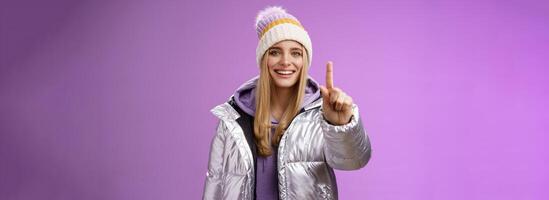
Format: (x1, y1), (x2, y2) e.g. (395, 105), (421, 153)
(203, 6), (372, 200)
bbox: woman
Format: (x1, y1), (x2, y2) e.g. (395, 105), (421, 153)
(203, 6), (372, 200)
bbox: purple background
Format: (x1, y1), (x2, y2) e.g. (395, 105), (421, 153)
(1, 0), (548, 199)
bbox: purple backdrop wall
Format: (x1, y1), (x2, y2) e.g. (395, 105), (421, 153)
(1, 0), (548, 199)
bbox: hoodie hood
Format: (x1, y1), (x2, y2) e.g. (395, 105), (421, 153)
(233, 75), (321, 120)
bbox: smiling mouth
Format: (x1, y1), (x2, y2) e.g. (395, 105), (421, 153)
(274, 70), (296, 75)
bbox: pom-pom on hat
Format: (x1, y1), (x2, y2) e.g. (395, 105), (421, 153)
(255, 6), (312, 69)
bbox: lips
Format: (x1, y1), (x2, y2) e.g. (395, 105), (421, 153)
(274, 69), (296, 75)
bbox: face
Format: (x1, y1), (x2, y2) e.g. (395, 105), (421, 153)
(266, 40), (305, 89)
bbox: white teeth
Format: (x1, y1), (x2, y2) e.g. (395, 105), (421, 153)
(275, 70), (294, 75)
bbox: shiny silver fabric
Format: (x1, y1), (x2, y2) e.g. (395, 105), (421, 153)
(203, 96), (372, 200)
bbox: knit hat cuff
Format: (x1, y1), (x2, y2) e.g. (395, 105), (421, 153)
(255, 23), (313, 68)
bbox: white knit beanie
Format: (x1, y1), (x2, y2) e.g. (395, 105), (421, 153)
(255, 6), (313, 68)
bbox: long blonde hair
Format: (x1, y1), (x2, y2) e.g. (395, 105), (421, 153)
(254, 46), (309, 157)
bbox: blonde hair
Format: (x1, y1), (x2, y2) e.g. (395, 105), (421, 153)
(254, 45), (309, 157)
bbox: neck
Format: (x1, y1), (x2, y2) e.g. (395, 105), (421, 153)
(270, 86), (296, 122)
(271, 86), (293, 110)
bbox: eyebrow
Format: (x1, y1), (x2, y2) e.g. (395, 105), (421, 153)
(269, 47), (303, 51)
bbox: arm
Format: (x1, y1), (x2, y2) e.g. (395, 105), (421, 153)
(202, 120), (227, 200)
(321, 104), (372, 170)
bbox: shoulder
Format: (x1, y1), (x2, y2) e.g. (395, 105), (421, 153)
(210, 99), (240, 121)
(210, 100), (239, 140)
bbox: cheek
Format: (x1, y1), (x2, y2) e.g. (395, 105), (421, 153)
(294, 57), (304, 68)
(266, 56), (277, 68)
(295, 62), (304, 72)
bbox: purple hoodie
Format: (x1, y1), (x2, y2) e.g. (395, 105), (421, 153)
(232, 75), (321, 200)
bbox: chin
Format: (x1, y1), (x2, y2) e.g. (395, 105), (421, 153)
(272, 78), (298, 88)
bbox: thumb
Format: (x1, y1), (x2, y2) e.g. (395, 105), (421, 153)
(319, 85), (330, 101)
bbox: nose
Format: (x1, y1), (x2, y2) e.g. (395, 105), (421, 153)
(280, 53), (291, 66)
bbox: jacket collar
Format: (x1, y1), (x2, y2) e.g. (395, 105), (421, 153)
(211, 95), (322, 121)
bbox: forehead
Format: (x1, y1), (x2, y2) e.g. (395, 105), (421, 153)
(271, 40), (303, 50)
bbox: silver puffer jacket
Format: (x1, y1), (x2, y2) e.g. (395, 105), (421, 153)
(203, 95), (372, 200)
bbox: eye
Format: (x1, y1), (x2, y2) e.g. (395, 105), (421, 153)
(292, 51), (303, 57)
(268, 50), (280, 56)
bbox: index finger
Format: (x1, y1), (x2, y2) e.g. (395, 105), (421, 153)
(326, 61), (334, 89)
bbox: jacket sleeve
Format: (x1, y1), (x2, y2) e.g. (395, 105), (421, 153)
(321, 104), (372, 170)
(202, 120), (227, 200)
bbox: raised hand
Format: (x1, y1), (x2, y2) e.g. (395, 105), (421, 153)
(319, 61), (354, 125)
